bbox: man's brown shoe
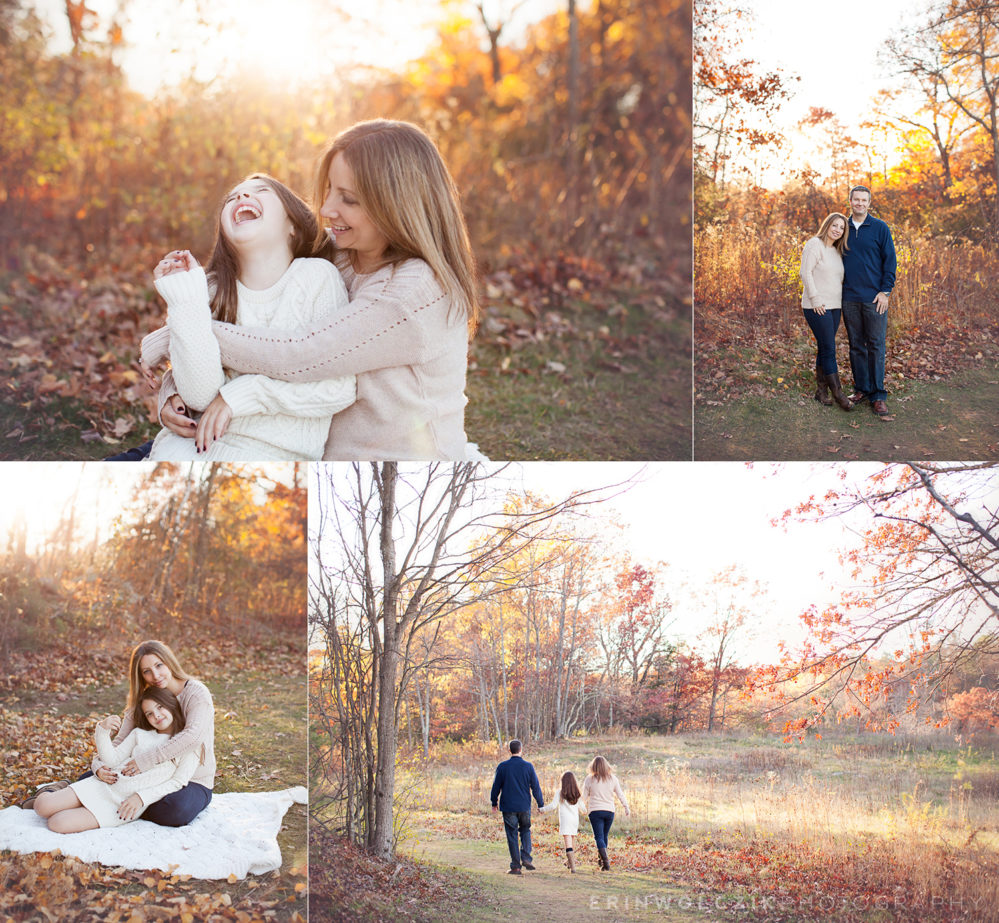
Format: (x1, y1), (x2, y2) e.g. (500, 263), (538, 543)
(872, 400), (891, 418)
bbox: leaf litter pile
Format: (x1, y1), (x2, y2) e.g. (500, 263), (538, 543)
(0, 635), (307, 922)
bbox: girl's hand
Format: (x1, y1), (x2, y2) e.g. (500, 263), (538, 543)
(117, 793), (143, 821)
(120, 759), (140, 777)
(153, 249), (199, 280)
(138, 359), (161, 392)
(161, 394), (197, 439)
(98, 714), (122, 733)
(96, 765), (118, 784)
(195, 393), (232, 453)
(625, 807), (631, 817)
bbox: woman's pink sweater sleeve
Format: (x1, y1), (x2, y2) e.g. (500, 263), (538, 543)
(211, 261), (451, 383)
(133, 683), (213, 773)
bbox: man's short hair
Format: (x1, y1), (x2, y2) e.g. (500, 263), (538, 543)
(509, 739), (522, 754)
(849, 185), (872, 201)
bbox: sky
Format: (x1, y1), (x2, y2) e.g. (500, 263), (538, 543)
(309, 462), (892, 665)
(29, 0), (563, 96)
(718, 0), (933, 187)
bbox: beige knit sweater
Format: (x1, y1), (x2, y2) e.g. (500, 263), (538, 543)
(209, 258), (470, 460)
(800, 236), (844, 311)
(93, 679), (216, 790)
(582, 773), (629, 813)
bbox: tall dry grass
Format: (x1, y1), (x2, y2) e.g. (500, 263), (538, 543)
(695, 224), (999, 348)
(403, 730), (999, 916)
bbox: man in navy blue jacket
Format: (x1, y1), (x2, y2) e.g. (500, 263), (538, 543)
(490, 739), (544, 874)
(841, 185), (897, 418)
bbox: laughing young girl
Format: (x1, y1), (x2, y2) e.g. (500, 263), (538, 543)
(140, 173), (356, 460)
(33, 687), (200, 833)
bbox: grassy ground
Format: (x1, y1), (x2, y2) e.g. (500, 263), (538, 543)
(695, 361), (999, 461)
(467, 291), (691, 461)
(383, 731), (999, 922)
(0, 647), (307, 921)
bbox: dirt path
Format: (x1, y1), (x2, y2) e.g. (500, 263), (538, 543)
(695, 364), (999, 460)
(406, 835), (700, 922)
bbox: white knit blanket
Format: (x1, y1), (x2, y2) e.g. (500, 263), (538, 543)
(0, 786), (306, 879)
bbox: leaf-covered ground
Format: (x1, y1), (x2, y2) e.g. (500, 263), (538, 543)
(0, 249), (689, 461)
(694, 318), (999, 460)
(0, 637), (307, 922)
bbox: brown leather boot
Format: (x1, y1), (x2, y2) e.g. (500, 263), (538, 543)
(598, 847), (610, 871)
(826, 372), (852, 411)
(566, 848), (576, 872)
(814, 364), (832, 405)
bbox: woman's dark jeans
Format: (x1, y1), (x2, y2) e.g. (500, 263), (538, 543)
(589, 810), (615, 849)
(803, 308), (842, 375)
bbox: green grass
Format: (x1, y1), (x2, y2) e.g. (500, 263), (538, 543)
(695, 362), (999, 460)
(467, 293), (691, 460)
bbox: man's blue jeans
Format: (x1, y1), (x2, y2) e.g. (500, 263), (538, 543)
(502, 811), (532, 869)
(842, 300), (887, 402)
(803, 308), (842, 375)
(589, 810), (615, 849)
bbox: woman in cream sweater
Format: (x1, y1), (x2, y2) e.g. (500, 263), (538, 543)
(800, 212), (852, 411)
(582, 755), (630, 871)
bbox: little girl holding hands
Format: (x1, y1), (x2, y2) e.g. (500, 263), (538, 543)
(34, 687), (199, 833)
(540, 770), (587, 872)
(140, 173), (355, 460)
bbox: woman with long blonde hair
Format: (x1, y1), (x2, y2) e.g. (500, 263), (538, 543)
(582, 755), (630, 871)
(156, 119), (481, 461)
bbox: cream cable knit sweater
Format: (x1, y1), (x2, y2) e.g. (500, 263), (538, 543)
(800, 237), (844, 311)
(94, 679), (216, 790)
(94, 725), (199, 807)
(208, 258), (470, 460)
(142, 258), (356, 461)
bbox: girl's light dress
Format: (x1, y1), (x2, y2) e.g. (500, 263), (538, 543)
(69, 725), (198, 828)
(540, 791), (586, 835)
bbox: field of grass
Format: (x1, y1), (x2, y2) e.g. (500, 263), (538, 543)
(390, 731), (999, 922)
(0, 641), (307, 921)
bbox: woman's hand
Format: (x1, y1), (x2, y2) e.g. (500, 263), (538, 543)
(98, 714), (122, 733)
(625, 807), (631, 817)
(195, 393), (232, 453)
(117, 793), (144, 821)
(95, 765), (118, 784)
(161, 394), (197, 439)
(153, 249), (199, 280)
(120, 759), (140, 777)
(813, 304), (827, 316)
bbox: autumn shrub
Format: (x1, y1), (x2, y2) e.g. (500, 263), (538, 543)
(695, 223), (999, 351)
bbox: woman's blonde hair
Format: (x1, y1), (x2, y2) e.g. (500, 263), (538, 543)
(817, 212), (850, 255)
(313, 119), (479, 332)
(588, 755), (613, 781)
(127, 640), (191, 710)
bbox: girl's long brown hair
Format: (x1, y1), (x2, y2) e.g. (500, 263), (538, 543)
(133, 685), (186, 737)
(206, 173), (335, 324)
(560, 771), (581, 805)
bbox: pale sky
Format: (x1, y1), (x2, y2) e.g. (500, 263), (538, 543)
(29, 0), (563, 96)
(310, 462), (890, 666)
(720, 0), (933, 187)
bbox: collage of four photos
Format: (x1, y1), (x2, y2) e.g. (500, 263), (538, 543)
(1, 0), (997, 920)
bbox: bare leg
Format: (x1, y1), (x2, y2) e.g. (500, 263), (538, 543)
(47, 807), (99, 834)
(34, 787), (83, 819)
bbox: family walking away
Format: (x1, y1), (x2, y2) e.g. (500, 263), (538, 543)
(490, 741), (630, 875)
(22, 640), (216, 831)
(800, 185), (896, 419)
(122, 118), (482, 462)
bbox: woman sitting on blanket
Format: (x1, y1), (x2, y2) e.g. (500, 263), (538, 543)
(34, 685), (201, 832)
(33, 640), (217, 829)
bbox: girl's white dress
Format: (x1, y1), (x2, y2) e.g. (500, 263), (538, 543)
(540, 791), (586, 835)
(69, 725), (198, 828)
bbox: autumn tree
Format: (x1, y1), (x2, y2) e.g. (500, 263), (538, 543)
(309, 462), (624, 860)
(761, 462), (999, 736)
